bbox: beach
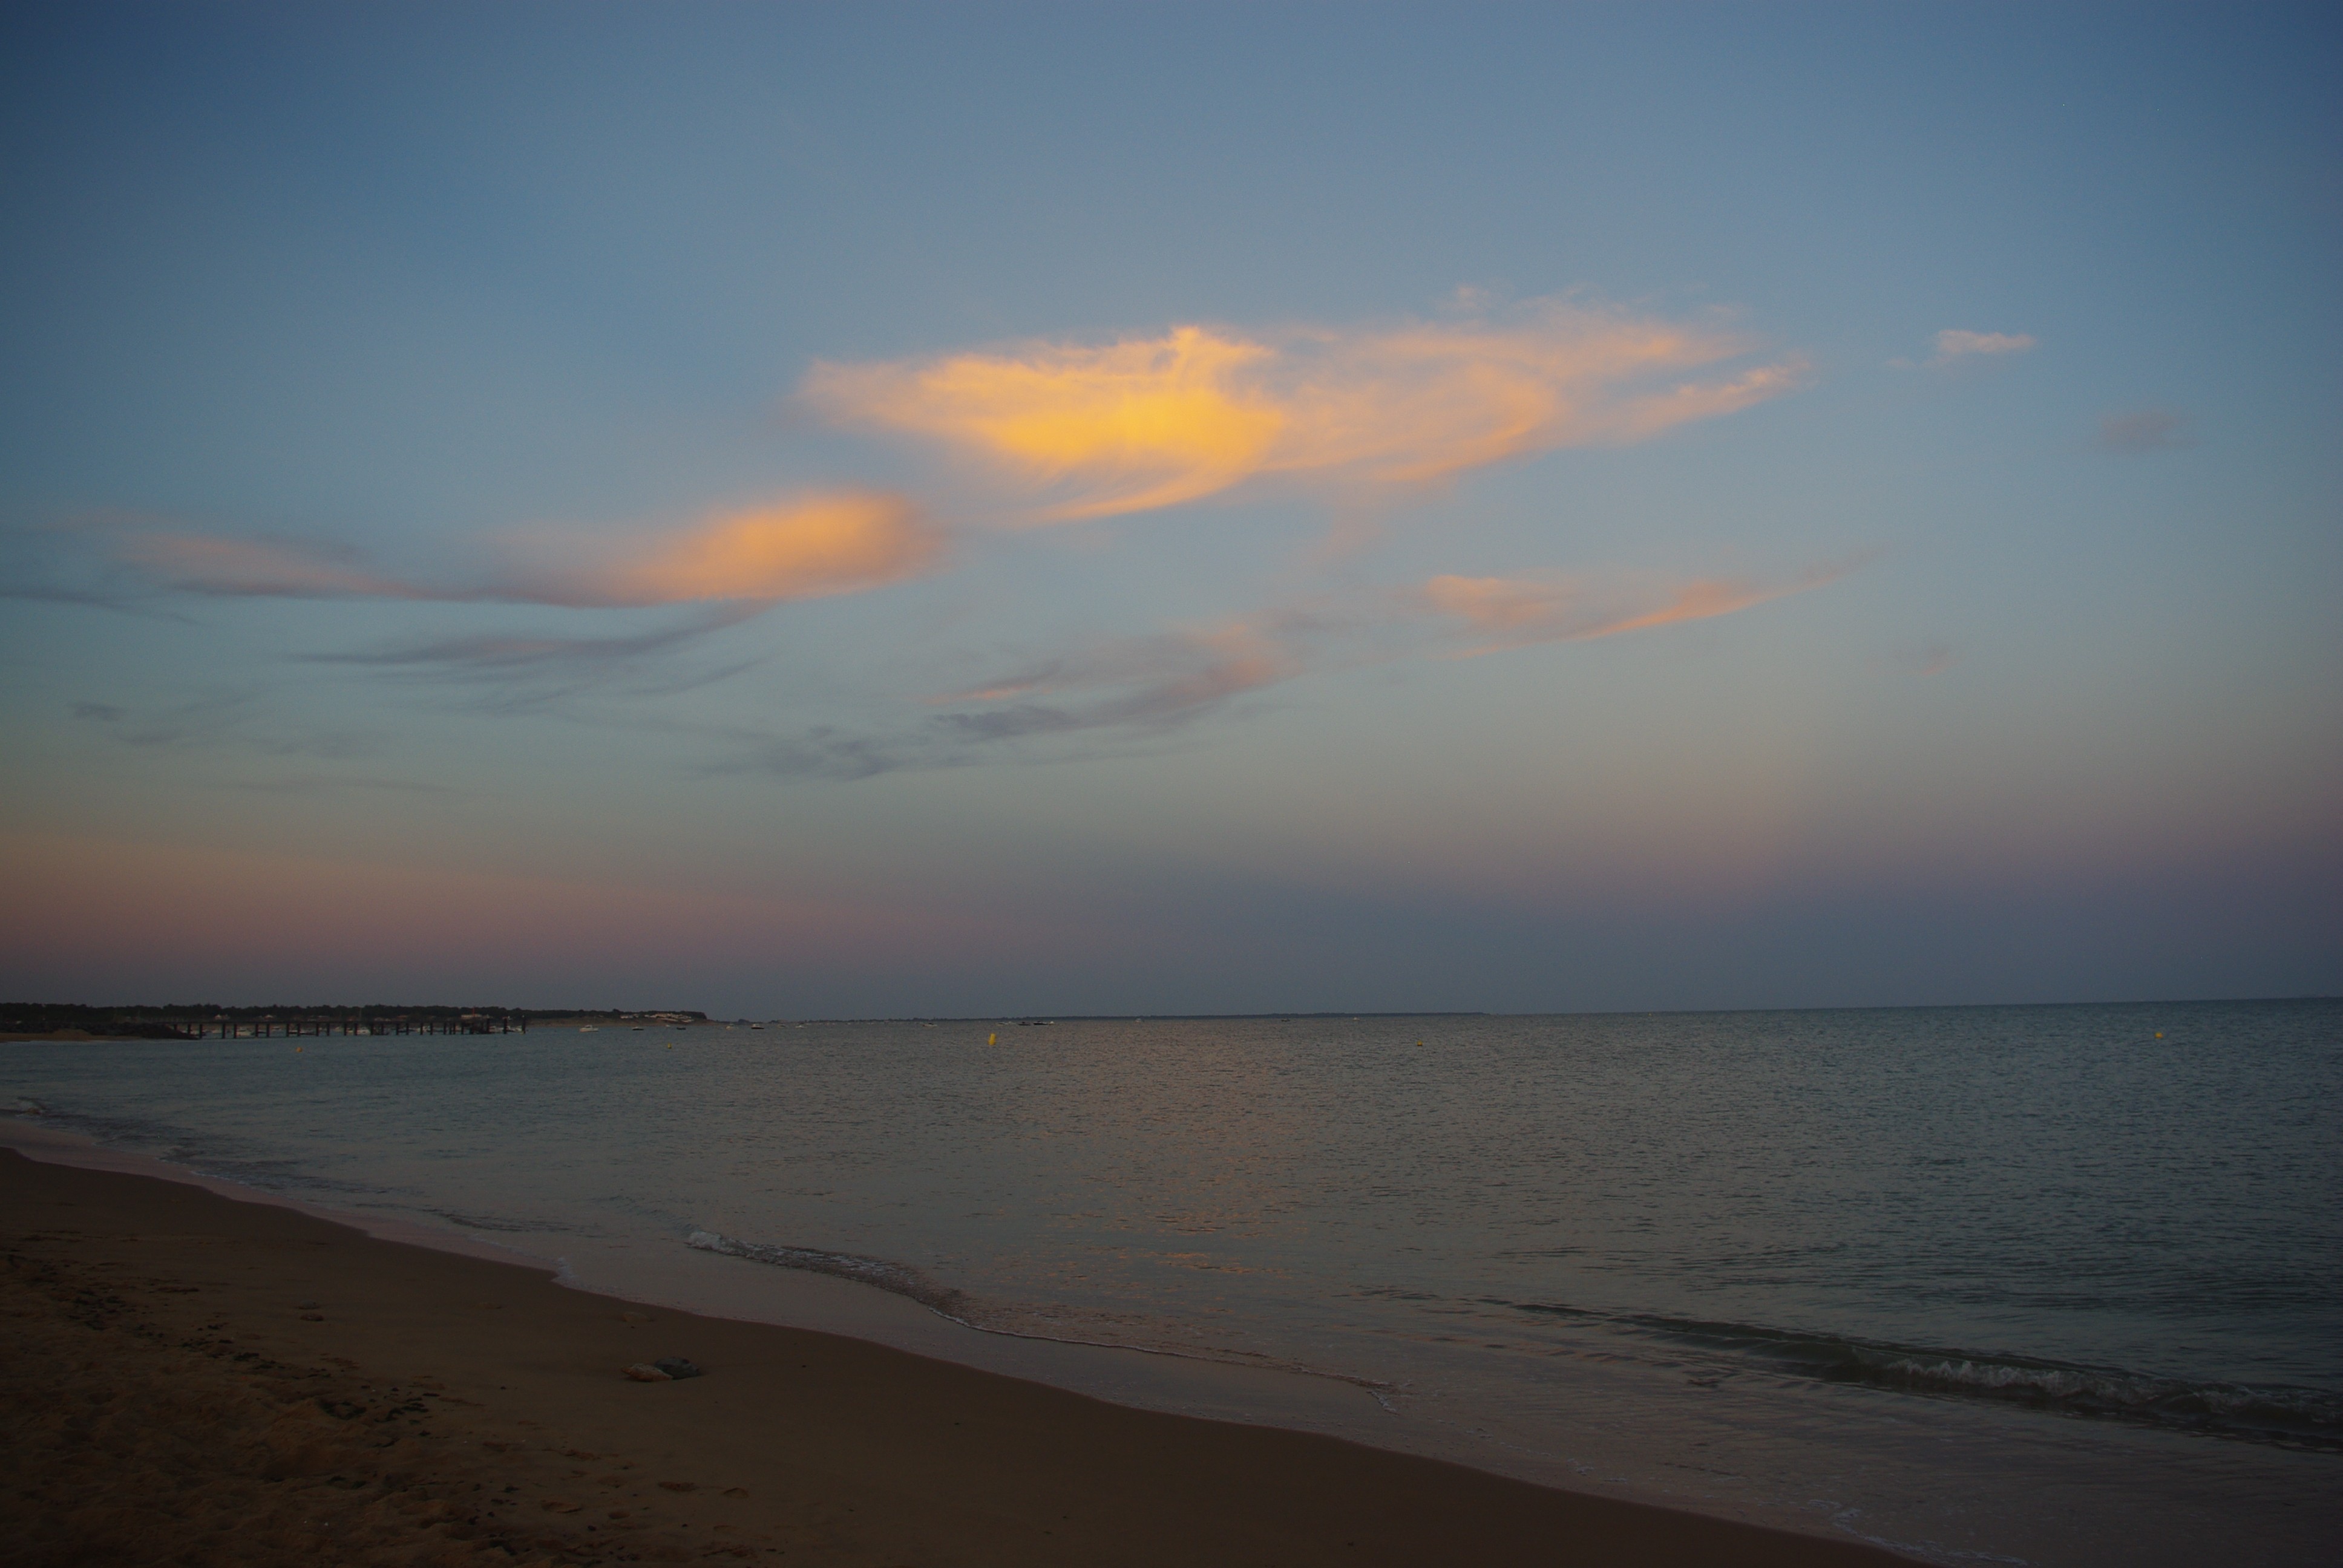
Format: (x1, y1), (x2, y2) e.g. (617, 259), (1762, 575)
(3, 1145), (1906, 1567)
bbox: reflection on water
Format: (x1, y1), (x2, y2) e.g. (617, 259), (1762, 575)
(4, 1000), (2338, 1566)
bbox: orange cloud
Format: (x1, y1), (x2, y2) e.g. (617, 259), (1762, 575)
(1423, 567), (1838, 654)
(804, 301), (1806, 522)
(809, 328), (1285, 520)
(539, 492), (943, 607)
(114, 492), (943, 609)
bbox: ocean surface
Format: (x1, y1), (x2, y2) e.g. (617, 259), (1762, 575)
(6, 1000), (2338, 1565)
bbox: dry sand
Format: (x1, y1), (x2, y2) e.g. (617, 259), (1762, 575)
(1, 1148), (1906, 1566)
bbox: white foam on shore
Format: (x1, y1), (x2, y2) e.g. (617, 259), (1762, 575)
(0, 1116), (555, 1269)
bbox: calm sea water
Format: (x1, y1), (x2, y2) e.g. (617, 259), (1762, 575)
(6, 1000), (2338, 1564)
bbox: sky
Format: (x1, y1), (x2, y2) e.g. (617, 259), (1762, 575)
(2, 1), (2338, 1017)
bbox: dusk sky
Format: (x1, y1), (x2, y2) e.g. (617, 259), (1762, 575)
(4, 2), (2337, 1017)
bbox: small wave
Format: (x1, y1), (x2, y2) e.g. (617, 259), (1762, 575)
(685, 1229), (1404, 1403)
(1509, 1302), (2343, 1451)
(687, 1230), (970, 1318)
(430, 1209), (565, 1234)
(5, 1097), (45, 1116)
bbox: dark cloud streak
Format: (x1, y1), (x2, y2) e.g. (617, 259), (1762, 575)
(2097, 410), (2195, 452)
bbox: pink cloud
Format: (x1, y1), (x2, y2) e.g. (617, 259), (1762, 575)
(1421, 566), (1844, 655)
(114, 534), (430, 599)
(1927, 328), (2036, 366)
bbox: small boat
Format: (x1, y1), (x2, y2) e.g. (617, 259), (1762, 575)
(580, 1026), (598, 1033)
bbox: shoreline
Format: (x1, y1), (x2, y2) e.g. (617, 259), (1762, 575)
(0, 1133), (1908, 1566)
(0, 1119), (1429, 1440)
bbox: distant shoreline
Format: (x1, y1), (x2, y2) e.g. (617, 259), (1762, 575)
(10, 997), (2336, 1045)
(0, 1010), (1491, 1044)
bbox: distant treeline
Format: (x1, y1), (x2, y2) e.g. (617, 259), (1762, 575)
(2, 1003), (709, 1040)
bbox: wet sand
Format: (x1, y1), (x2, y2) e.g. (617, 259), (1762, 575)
(1, 1147), (1906, 1566)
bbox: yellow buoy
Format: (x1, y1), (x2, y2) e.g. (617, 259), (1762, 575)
(988, 1031), (997, 1045)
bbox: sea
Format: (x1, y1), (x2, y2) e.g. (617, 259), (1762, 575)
(5, 999), (2338, 1566)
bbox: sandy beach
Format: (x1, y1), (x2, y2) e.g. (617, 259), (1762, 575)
(1, 1145), (1907, 1567)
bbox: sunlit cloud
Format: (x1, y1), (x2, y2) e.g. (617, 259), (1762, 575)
(517, 493), (944, 607)
(111, 491), (943, 609)
(2097, 409), (2194, 452)
(802, 300), (1807, 522)
(1420, 566), (1842, 655)
(85, 495), (942, 714)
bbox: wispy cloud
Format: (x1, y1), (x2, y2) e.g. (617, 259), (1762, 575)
(228, 774), (463, 797)
(0, 524), (198, 618)
(723, 558), (1847, 778)
(928, 564), (1838, 735)
(2097, 409), (2194, 452)
(304, 601), (773, 711)
(723, 615), (1322, 779)
(1, 580), (198, 618)
(932, 616), (1314, 737)
(803, 299), (1807, 523)
(1418, 566), (1844, 655)
(113, 492), (943, 609)
(59, 495), (943, 714)
(79, 691), (375, 760)
(308, 602), (770, 672)
(1900, 328), (2037, 369)
(724, 728), (925, 782)
(114, 534), (428, 599)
